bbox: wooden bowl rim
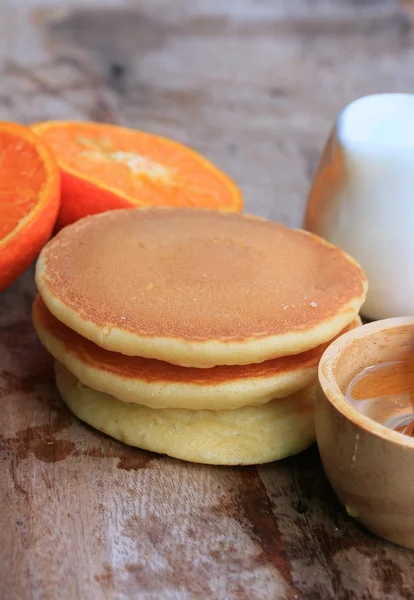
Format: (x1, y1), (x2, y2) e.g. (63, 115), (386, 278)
(318, 317), (414, 449)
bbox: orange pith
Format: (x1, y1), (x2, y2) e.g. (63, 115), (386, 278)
(0, 122), (60, 291)
(31, 121), (243, 229)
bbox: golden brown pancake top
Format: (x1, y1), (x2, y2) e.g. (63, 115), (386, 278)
(33, 295), (358, 385)
(37, 208), (366, 343)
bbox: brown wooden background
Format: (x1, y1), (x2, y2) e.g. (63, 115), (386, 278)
(1, 1), (414, 598)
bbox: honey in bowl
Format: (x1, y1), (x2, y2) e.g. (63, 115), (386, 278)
(346, 360), (414, 436)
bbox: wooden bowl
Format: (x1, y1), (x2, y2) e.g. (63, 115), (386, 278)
(317, 317), (414, 549)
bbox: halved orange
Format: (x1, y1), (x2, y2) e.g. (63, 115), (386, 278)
(31, 121), (243, 229)
(0, 122), (60, 291)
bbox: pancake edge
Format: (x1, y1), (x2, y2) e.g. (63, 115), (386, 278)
(33, 299), (361, 410)
(55, 361), (316, 465)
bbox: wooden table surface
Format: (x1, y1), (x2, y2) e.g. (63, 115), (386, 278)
(2, 1), (414, 598)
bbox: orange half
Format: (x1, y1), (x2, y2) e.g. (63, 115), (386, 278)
(0, 121), (60, 291)
(31, 121), (242, 229)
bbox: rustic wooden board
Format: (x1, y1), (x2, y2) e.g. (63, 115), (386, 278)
(1, 1), (414, 598)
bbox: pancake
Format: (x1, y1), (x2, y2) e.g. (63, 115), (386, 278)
(36, 208), (367, 367)
(33, 295), (361, 409)
(55, 361), (316, 465)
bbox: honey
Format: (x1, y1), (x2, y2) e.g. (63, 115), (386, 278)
(346, 360), (414, 436)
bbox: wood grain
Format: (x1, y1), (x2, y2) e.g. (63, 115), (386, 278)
(1, 1), (414, 598)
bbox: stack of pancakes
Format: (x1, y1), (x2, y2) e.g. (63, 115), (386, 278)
(33, 208), (367, 465)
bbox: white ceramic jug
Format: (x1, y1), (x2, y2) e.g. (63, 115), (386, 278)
(305, 94), (414, 320)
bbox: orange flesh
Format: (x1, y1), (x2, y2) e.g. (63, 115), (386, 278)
(0, 131), (48, 239)
(0, 121), (59, 291)
(35, 122), (241, 210)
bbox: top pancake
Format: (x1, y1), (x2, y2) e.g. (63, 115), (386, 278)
(35, 208), (367, 367)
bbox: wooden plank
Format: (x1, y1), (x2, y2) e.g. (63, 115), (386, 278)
(1, 1), (414, 598)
